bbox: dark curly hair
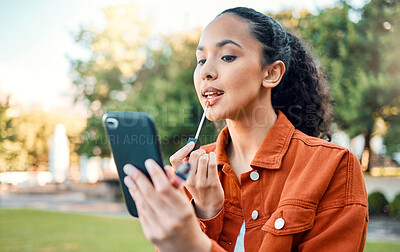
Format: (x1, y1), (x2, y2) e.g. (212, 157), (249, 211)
(219, 7), (333, 141)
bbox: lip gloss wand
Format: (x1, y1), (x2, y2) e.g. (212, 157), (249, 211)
(175, 101), (209, 183)
(187, 101), (209, 153)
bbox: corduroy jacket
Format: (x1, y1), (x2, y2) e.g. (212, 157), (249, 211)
(197, 110), (368, 251)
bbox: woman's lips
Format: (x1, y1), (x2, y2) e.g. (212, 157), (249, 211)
(202, 93), (223, 106)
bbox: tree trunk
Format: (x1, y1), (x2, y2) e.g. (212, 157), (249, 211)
(361, 131), (371, 173)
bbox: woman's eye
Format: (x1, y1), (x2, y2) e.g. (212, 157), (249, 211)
(197, 59), (206, 65)
(221, 55), (237, 62)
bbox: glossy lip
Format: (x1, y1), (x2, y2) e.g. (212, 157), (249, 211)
(202, 94), (223, 106)
(201, 86), (224, 106)
(201, 86), (224, 96)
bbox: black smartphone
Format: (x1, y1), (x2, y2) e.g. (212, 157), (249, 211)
(102, 111), (165, 217)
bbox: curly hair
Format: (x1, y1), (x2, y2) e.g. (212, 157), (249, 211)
(219, 7), (333, 141)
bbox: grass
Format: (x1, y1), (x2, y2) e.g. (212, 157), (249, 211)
(365, 242), (400, 252)
(1, 209), (400, 251)
(0, 209), (153, 252)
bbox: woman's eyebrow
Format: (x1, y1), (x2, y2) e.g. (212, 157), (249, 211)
(196, 39), (242, 51)
(216, 39), (242, 49)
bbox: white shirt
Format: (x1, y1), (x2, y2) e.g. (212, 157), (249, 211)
(234, 221), (245, 252)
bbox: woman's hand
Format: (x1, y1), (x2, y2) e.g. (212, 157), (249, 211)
(170, 142), (224, 220)
(123, 160), (211, 252)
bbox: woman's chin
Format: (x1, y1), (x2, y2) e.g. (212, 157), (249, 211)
(206, 109), (226, 121)
(206, 115), (221, 121)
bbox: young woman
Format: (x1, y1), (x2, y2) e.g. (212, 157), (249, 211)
(123, 7), (368, 252)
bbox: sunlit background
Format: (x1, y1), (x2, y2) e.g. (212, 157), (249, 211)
(1, 0), (400, 251)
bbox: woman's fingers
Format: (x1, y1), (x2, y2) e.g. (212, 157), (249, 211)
(123, 163), (165, 209)
(144, 159), (171, 192)
(124, 175), (156, 219)
(124, 161), (186, 209)
(208, 152), (218, 180)
(122, 162), (206, 251)
(188, 149), (206, 176)
(165, 165), (184, 188)
(197, 154), (209, 179)
(164, 165), (175, 181)
(124, 176), (164, 241)
(169, 141), (195, 167)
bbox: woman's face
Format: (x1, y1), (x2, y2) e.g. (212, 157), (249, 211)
(194, 13), (268, 121)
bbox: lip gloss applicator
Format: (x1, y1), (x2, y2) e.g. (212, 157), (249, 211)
(175, 101), (209, 182)
(187, 101), (209, 155)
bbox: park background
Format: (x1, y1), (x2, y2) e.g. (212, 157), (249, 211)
(1, 0), (400, 251)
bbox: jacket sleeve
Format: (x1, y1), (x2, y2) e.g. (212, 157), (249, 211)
(184, 185), (225, 242)
(190, 198), (228, 252)
(298, 204), (368, 251)
(192, 199), (225, 241)
(297, 151), (369, 251)
(259, 150), (368, 251)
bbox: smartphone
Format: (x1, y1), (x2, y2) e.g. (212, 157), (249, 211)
(102, 111), (165, 217)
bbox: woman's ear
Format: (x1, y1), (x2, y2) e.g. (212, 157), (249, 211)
(262, 60), (286, 88)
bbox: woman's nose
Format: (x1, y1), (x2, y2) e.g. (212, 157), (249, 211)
(200, 61), (217, 80)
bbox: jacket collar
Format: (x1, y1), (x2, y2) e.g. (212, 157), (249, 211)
(215, 110), (295, 170)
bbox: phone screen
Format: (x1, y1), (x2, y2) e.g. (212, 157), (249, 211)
(103, 111), (164, 217)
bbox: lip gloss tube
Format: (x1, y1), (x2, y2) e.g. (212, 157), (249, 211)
(171, 162), (191, 188)
(175, 162), (191, 181)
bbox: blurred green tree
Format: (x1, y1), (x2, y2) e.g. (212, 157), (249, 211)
(0, 95), (85, 172)
(70, 3), (153, 157)
(273, 0), (400, 171)
(384, 115), (400, 157)
(11, 111), (85, 171)
(0, 96), (26, 172)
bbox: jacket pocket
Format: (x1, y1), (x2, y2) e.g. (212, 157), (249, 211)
(261, 204), (316, 236)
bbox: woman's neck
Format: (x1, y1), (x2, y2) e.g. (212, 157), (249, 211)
(226, 105), (277, 167)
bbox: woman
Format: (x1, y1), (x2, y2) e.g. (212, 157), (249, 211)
(123, 7), (368, 252)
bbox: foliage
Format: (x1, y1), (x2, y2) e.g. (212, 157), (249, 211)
(273, 0), (400, 170)
(0, 96), (13, 142)
(0, 96), (25, 172)
(389, 192), (400, 219)
(368, 191), (389, 215)
(383, 114), (400, 156)
(13, 111), (86, 169)
(0, 105), (85, 171)
(70, 3), (218, 161)
(70, 3), (152, 157)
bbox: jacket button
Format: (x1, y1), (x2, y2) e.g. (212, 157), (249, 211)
(250, 171), (259, 181)
(274, 218), (285, 230)
(251, 210), (259, 220)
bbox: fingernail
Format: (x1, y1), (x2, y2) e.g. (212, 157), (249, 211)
(145, 159), (155, 170)
(124, 176), (135, 188)
(124, 164), (135, 175)
(187, 141), (195, 147)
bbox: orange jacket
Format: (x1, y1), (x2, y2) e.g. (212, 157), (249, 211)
(197, 110), (368, 251)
